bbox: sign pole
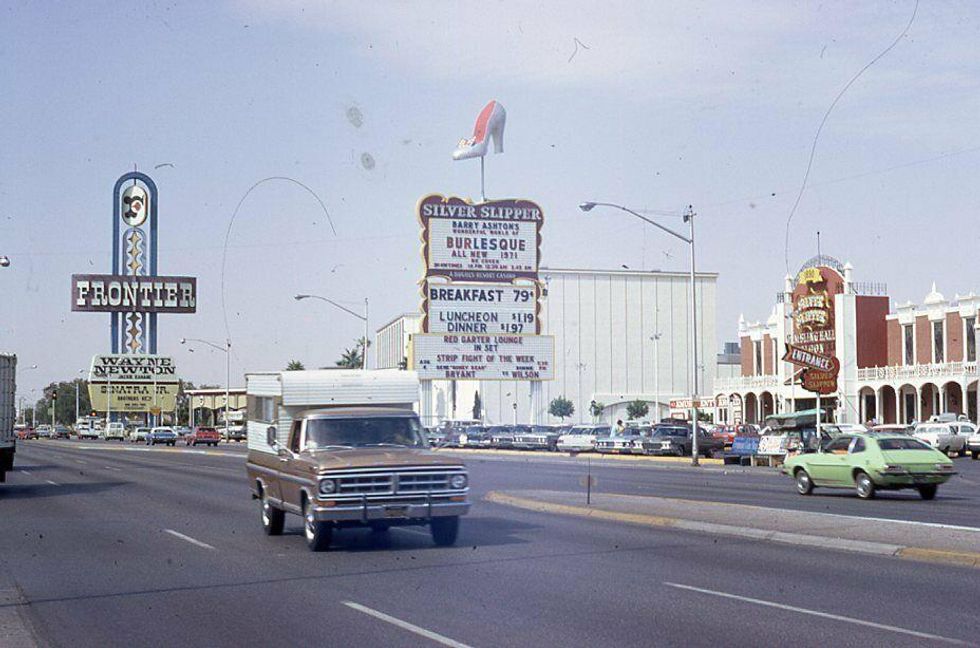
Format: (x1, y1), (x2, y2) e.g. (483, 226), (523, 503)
(687, 206), (699, 466)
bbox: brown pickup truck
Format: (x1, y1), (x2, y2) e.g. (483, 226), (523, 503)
(246, 407), (470, 551)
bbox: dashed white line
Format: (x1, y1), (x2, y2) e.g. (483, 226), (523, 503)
(664, 582), (968, 645)
(342, 601), (472, 648)
(163, 529), (215, 550)
(19, 470), (30, 476)
(45, 480), (59, 486)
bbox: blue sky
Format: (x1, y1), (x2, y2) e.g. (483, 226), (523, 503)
(2, 1), (979, 398)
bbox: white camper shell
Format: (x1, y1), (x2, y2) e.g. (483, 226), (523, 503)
(245, 369), (420, 453)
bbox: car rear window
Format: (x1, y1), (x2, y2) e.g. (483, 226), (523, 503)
(879, 438), (931, 450)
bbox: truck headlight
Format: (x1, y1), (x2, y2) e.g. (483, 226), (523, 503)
(449, 474), (468, 489)
(318, 478), (337, 496)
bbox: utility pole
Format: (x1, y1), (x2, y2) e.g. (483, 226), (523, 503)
(685, 205), (700, 465)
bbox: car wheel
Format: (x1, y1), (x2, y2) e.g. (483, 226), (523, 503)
(972, 450), (979, 460)
(303, 499), (332, 551)
(431, 516), (460, 547)
(795, 469), (814, 495)
(958, 446), (967, 458)
(917, 484), (938, 500)
(703, 448), (713, 459)
(261, 493), (284, 535)
(855, 471), (876, 499)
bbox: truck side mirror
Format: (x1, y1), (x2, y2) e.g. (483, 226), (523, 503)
(266, 426), (277, 447)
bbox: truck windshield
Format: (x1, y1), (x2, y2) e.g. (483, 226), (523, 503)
(305, 417), (426, 450)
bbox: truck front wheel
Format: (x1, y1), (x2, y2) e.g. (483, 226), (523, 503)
(430, 516), (460, 547)
(304, 500), (332, 551)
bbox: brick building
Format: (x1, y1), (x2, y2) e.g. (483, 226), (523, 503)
(714, 256), (979, 426)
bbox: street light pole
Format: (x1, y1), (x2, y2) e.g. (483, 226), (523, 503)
(651, 333), (662, 423)
(580, 200), (701, 465)
(181, 337), (232, 439)
(294, 294), (370, 371)
(75, 369), (85, 425)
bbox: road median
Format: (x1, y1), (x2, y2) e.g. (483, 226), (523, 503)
(436, 447), (724, 466)
(485, 489), (980, 569)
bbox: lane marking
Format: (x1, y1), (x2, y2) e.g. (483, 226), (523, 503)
(45, 480), (59, 486)
(163, 529), (215, 550)
(664, 582), (968, 645)
(342, 601), (472, 648)
(19, 470), (30, 476)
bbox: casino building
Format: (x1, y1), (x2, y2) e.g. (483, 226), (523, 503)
(715, 256), (980, 426)
(377, 266), (719, 425)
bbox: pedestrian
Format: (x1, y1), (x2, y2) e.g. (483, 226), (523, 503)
(615, 419), (626, 436)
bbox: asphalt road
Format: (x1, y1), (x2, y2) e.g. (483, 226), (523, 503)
(2, 440), (979, 647)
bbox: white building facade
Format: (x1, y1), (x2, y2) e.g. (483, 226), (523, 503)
(377, 267), (718, 426)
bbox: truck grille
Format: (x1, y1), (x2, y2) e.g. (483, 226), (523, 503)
(326, 467), (466, 499)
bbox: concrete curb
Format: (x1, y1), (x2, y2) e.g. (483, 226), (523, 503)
(485, 491), (980, 569)
(435, 447), (725, 466)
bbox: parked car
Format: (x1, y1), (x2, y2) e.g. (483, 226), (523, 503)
(639, 424), (723, 457)
(953, 422), (976, 454)
(130, 427), (151, 443)
(556, 425), (610, 452)
(968, 427), (980, 460)
(595, 425), (647, 454)
(711, 424), (760, 447)
(15, 426), (36, 440)
(35, 424), (52, 439)
(913, 422), (967, 456)
(459, 425), (491, 448)
(425, 427), (447, 447)
(783, 432), (957, 500)
(186, 426), (221, 446)
(52, 425), (71, 439)
(103, 422), (126, 441)
(489, 425), (521, 449)
(147, 426), (177, 446)
(173, 426), (193, 439)
(513, 425), (561, 451)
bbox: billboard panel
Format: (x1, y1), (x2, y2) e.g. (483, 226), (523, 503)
(71, 274), (197, 313)
(423, 281), (538, 335)
(411, 333), (554, 381)
(418, 194), (542, 282)
(87, 354), (180, 412)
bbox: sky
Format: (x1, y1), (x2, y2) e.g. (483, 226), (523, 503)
(2, 0), (980, 401)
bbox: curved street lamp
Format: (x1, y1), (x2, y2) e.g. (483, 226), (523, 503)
(580, 201), (701, 466)
(294, 294), (369, 371)
(181, 337), (232, 436)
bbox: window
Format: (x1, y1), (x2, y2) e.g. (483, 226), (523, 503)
(288, 420), (302, 453)
(966, 317), (976, 362)
(903, 325), (914, 365)
(849, 437), (866, 454)
(933, 321), (944, 363)
(754, 340), (762, 376)
(824, 436), (852, 454)
(247, 395), (278, 424)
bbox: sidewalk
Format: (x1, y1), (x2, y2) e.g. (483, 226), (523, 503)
(486, 489), (980, 568)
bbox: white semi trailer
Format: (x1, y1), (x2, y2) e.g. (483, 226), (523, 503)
(0, 354), (17, 482)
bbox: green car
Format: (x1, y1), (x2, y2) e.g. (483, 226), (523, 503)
(782, 432), (957, 500)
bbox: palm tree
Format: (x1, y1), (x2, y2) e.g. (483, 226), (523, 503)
(285, 360), (305, 371)
(335, 347), (363, 369)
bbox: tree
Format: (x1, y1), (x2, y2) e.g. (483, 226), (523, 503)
(335, 337), (371, 369)
(589, 400), (605, 420)
(626, 399), (650, 420)
(285, 360), (305, 371)
(472, 391), (482, 420)
(34, 379), (92, 426)
(549, 396), (574, 421)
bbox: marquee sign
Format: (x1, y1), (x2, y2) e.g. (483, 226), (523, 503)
(411, 333), (554, 381)
(72, 275), (197, 313)
(87, 354), (180, 412)
(418, 194), (543, 282)
(423, 280), (539, 334)
(790, 265), (843, 395)
(88, 354), (180, 383)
